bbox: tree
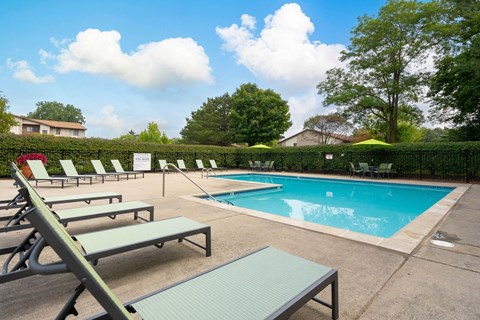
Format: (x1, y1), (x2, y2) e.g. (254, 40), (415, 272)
(138, 122), (169, 144)
(28, 101), (86, 124)
(116, 130), (137, 141)
(230, 83), (292, 146)
(428, 0), (480, 140)
(0, 95), (17, 133)
(303, 113), (353, 144)
(317, 0), (440, 143)
(180, 93), (233, 146)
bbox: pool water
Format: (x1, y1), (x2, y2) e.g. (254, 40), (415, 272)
(214, 174), (453, 238)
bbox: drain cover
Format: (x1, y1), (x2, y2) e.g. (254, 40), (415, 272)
(430, 240), (455, 248)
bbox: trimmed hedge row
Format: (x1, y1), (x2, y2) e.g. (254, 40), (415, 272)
(1, 134), (480, 182)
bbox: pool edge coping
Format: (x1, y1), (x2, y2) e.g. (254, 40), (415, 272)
(183, 172), (470, 254)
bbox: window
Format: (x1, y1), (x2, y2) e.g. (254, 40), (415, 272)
(71, 129), (79, 136)
(26, 126), (34, 132)
(293, 143), (297, 147)
(42, 130), (47, 134)
(56, 128), (61, 135)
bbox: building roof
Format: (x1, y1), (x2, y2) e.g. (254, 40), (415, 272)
(279, 129), (353, 143)
(15, 115), (87, 130)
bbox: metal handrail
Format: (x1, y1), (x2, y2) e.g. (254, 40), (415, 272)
(161, 163), (232, 205)
(201, 168), (216, 178)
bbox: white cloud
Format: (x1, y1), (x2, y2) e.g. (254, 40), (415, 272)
(6, 58), (54, 84)
(54, 28), (213, 89)
(38, 49), (55, 65)
(86, 105), (127, 138)
(216, 3), (346, 91)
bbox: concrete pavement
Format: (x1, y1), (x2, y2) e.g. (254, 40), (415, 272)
(0, 171), (479, 319)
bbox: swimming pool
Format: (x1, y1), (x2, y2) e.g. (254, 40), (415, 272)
(213, 174), (454, 238)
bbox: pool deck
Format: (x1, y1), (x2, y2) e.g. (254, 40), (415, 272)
(1, 170), (479, 319)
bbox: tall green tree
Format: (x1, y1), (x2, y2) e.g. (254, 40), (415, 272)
(428, 0), (480, 140)
(230, 83), (291, 146)
(138, 122), (168, 144)
(317, 0), (439, 143)
(180, 93), (233, 146)
(28, 101), (86, 124)
(303, 113), (353, 144)
(0, 95), (17, 133)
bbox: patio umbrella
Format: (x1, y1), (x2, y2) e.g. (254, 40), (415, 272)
(249, 144), (272, 149)
(352, 139), (392, 147)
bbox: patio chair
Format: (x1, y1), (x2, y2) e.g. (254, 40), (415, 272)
(209, 159), (227, 171)
(358, 162), (373, 177)
(349, 162), (362, 177)
(20, 186), (339, 320)
(248, 160), (255, 171)
(60, 159), (104, 184)
(91, 160), (127, 181)
(176, 159), (191, 172)
(386, 163), (394, 178)
(158, 159), (170, 173)
(262, 161), (271, 171)
(373, 163), (389, 178)
(1, 166), (211, 284)
(111, 159), (144, 179)
(26, 160), (78, 188)
(267, 160), (275, 171)
(254, 160), (263, 171)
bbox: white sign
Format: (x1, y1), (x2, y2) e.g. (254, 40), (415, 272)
(133, 153), (151, 171)
(325, 153), (333, 160)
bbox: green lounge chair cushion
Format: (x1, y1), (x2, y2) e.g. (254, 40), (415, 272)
(43, 192), (121, 205)
(75, 217), (207, 256)
(132, 247), (332, 320)
(54, 201), (151, 221)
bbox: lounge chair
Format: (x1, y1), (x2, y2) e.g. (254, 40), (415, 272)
(176, 159), (190, 172)
(248, 160), (255, 171)
(253, 160), (263, 171)
(0, 191), (121, 211)
(195, 159), (206, 170)
(111, 159), (144, 179)
(158, 159), (170, 173)
(26, 160), (77, 188)
(60, 159), (104, 184)
(267, 160), (275, 172)
(1, 166), (211, 284)
(91, 160), (127, 181)
(349, 162), (362, 177)
(20, 182), (339, 320)
(209, 159), (227, 171)
(3, 166), (154, 232)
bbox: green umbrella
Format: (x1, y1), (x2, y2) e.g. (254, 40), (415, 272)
(352, 139), (392, 147)
(249, 144), (272, 149)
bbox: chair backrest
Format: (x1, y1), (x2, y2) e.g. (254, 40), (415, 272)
(254, 161), (261, 167)
(349, 162), (355, 170)
(177, 160), (186, 170)
(111, 160), (125, 173)
(27, 160), (51, 179)
(269, 161), (274, 168)
(248, 160), (253, 167)
(387, 163), (393, 172)
(264, 161), (270, 168)
(209, 160), (217, 169)
(158, 160), (169, 170)
(60, 160), (79, 176)
(358, 163), (369, 171)
(195, 160), (204, 169)
(378, 163), (389, 171)
(91, 160), (107, 174)
(10, 163), (131, 319)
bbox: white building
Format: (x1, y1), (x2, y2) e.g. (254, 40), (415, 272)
(279, 129), (352, 147)
(10, 115), (87, 138)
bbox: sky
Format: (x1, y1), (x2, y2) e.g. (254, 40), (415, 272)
(0, 0), (389, 139)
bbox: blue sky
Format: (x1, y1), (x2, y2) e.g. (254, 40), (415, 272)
(0, 0), (388, 139)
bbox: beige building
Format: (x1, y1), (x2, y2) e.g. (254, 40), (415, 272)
(279, 129), (352, 147)
(10, 115), (87, 138)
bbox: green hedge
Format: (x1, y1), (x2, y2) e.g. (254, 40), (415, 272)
(2, 134), (480, 182)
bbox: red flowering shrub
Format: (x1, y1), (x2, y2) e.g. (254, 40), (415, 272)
(16, 153), (48, 166)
